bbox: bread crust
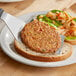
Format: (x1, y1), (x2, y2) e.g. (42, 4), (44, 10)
(14, 40), (72, 62)
(21, 20), (61, 53)
(65, 40), (76, 45)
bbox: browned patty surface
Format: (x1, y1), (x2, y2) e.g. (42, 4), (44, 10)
(21, 20), (61, 53)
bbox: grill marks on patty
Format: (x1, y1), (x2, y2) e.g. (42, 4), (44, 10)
(21, 20), (61, 53)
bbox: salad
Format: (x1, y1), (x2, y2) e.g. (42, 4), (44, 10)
(34, 10), (76, 41)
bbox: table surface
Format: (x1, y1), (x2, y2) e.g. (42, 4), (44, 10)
(0, 0), (76, 76)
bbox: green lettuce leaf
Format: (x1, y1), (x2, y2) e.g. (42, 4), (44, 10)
(37, 14), (45, 20)
(73, 18), (76, 22)
(43, 16), (53, 23)
(65, 36), (76, 40)
(54, 20), (62, 27)
(51, 10), (63, 13)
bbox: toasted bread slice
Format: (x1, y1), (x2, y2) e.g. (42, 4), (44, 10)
(65, 40), (76, 45)
(14, 40), (72, 62)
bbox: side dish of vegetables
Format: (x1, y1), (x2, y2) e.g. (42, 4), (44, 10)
(35, 10), (76, 40)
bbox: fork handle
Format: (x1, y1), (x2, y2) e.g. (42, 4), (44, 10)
(0, 8), (4, 17)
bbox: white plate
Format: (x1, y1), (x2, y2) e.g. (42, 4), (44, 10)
(0, 11), (76, 67)
(0, 0), (23, 2)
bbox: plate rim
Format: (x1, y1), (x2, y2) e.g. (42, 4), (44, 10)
(0, 0), (23, 2)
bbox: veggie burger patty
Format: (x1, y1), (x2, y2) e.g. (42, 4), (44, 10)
(21, 20), (61, 53)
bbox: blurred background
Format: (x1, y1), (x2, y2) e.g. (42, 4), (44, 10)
(0, 0), (76, 16)
(0, 0), (76, 76)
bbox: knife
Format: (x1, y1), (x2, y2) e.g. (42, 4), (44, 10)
(0, 8), (25, 40)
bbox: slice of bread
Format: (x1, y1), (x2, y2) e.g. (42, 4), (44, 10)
(14, 40), (72, 62)
(65, 40), (76, 45)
